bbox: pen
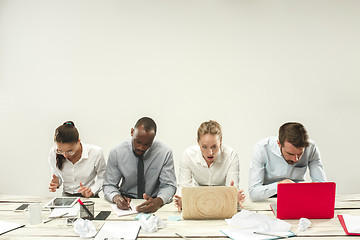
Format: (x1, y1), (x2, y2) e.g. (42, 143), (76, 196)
(120, 193), (132, 210)
(175, 232), (190, 240)
(77, 199), (94, 219)
(254, 231), (289, 238)
(43, 212), (68, 223)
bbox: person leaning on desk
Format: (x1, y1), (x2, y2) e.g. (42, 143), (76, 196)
(103, 117), (177, 213)
(249, 122), (327, 202)
(48, 121), (107, 197)
(174, 120), (246, 211)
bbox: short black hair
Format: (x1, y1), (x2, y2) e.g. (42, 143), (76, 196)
(134, 117), (157, 134)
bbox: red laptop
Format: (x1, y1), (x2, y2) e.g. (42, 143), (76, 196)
(270, 182), (336, 219)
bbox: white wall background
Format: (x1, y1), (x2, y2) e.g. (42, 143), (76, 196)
(1, 0), (359, 197)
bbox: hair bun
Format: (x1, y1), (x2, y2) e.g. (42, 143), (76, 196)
(63, 121), (75, 127)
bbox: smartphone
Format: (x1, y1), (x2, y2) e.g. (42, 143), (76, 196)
(94, 211), (111, 220)
(14, 204), (29, 212)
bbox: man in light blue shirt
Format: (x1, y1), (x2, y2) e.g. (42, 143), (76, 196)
(249, 122), (327, 201)
(103, 117), (177, 213)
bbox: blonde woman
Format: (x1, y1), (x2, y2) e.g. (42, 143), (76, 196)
(174, 120), (245, 210)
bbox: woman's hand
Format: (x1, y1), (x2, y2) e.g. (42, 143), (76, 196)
(173, 194), (182, 212)
(49, 174), (59, 192)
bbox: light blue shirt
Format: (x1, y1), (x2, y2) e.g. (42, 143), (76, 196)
(249, 137), (327, 202)
(103, 139), (177, 204)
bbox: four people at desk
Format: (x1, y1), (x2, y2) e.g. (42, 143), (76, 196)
(47, 119), (327, 213)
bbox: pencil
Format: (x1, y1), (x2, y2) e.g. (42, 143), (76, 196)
(43, 212), (68, 224)
(254, 231), (289, 238)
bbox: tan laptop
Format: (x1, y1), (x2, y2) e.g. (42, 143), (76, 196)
(181, 186), (238, 220)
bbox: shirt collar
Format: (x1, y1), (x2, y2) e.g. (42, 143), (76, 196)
(270, 137), (282, 158)
(80, 143), (89, 159)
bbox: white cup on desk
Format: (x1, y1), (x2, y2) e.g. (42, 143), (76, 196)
(29, 203), (42, 224)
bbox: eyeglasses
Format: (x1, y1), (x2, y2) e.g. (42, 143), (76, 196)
(55, 145), (77, 156)
(55, 149), (76, 156)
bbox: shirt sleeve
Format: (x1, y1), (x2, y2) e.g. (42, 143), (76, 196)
(178, 151), (194, 191)
(249, 144), (277, 201)
(225, 151), (240, 188)
(103, 150), (123, 203)
(89, 148), (107, 196)
(157, 150), (177, 204)
(48, 148), (63, 187)
(308, 144), (327, 182)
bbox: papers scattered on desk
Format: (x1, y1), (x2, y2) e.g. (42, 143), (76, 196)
(94, 221), (140, 240)
(111, 204), (137, 217)
(0, 220), (25, 236)
(221, 229), (295, 240)
(49, 204), (80, 218)
(338, 214), (360, 235)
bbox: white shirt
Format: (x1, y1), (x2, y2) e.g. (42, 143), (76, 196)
(178, 144), (240, 192)
(249, 137), (327, 202)
(49, 143), (107, 195)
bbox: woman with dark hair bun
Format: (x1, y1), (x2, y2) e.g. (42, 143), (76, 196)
(48, 121), (106, 197)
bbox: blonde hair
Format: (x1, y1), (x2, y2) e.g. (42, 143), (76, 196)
(197, 120), (222, 140)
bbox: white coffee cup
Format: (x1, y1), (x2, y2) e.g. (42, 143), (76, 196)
(29, 203), (42, 224)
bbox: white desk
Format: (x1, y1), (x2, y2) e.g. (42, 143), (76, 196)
(1, 194), (360, 239)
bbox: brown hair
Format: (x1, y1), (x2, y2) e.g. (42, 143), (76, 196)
(278, 122), (309, 148)
(54, 121), (79, 170)
(197, 120), (222, 140)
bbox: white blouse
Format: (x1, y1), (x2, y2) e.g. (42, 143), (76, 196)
(48, 143), (106, 195)
(178, 144), (240, 191)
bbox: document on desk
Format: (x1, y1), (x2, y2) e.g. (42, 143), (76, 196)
(111, 204), (137, 217)
(338, 214), (360, 235)
(94, 221), (141, 240)
(221, 228), (295, 240)
(0, 220), (25, 236)
(49, 204), (80, 218)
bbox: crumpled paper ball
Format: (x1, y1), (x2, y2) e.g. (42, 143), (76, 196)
(298, 218), (311, 231)
(73, 218), (97, 238)
(139, 215), (166, 233)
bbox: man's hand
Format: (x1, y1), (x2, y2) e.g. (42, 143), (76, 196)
(136, 193), (163, 213)
(113, 194), (132, 210)
(49, 174), (59, 192)
(278, 179), (294, 184)
(78, 182), (94, 198)
(173, 194), (182, 212)
(230, 180), (246, 208)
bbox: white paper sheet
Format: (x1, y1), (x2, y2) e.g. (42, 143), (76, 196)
(94, 221), (140, 240)
(0, 220), (24, 235)
(343, 215), (360, 233)
(111, 204), (137, 217)
(49, 204), (80, 218)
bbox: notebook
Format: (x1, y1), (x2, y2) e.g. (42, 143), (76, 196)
(338, 214), (360, 235)
(270, 182), (336, 219)
(182, 186), (238, 220)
